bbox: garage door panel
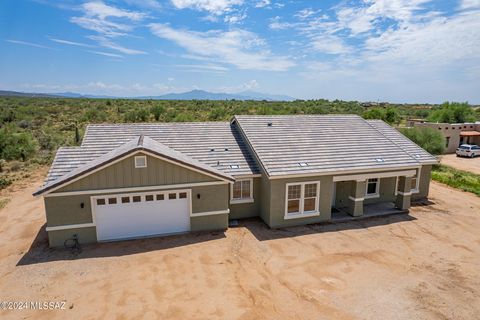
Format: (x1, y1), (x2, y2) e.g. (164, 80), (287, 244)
(94, 191), (190, 241)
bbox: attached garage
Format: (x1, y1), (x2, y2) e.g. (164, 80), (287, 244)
(93, 190), (191, 241)
(36, 135), (235, 247)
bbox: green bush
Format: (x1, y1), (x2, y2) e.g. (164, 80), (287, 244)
(398, 126), (445, 155)
(428, 102), (476, 123)
(362, 107), (400, 125)
(0, 127), (37, 161)
(151, 105), (165, 121)
(0, 176), (11, 189)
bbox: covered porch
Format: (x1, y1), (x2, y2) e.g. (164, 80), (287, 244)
(459, 131), (480, 146)
(331, 202), (408, 222)
(331, 169), (416, 219)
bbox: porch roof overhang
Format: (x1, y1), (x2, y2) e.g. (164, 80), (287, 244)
(460, 131), (480, 137)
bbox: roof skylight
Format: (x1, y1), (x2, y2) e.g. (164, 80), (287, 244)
(375, 158), (385, 162)
(298, 162), (309, 167)
(230, 164), (240, 169)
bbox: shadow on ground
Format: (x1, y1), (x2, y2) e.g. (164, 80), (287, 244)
(18, 211), (418, 266)
(17, 224), (226, 266)
(241, 213), (417, 242)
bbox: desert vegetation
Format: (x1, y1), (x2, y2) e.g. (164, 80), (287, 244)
(0, 96), (477, 189)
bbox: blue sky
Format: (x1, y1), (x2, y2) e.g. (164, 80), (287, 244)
(0, 0), (479, 103)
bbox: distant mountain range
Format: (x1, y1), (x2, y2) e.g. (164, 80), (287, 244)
(0, 89), (296, 101)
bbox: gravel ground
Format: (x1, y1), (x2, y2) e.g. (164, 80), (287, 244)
(0, 171), (479, 320)
(440, 154), (480, 174)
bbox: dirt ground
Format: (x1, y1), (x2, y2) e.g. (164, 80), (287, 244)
(0, 171), (479, 320)
(440, 154), (480, 174)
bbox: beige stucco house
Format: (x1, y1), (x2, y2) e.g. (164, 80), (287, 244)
(411, 121), (480, 153)
(34, 115), (437, 247)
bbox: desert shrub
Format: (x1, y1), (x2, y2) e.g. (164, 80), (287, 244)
(151, 105), (165, 121)
(398, 126), (445, 155)
(0, 176), (11, 189)
(362, 107), (400, 124)
(0, 127), (37, 161)
(428, 102), (476, 123)
(9, 161), (22, 171)
(83, 108), (107, 122)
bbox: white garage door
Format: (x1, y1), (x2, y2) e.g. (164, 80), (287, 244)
(93, 190), (190, 241)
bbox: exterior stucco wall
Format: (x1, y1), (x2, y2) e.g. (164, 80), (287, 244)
(44, 195), (93, 227)
(56, 153), (218, 193)
(414, 122), (480, 154)
(48, 226), (97, 247)
(412, 165), (432, 201)
(267, 175), (333, 228)
(191, 213), (228, 232)
(191, 184), (229, 214)
(229, 177), (261, 219)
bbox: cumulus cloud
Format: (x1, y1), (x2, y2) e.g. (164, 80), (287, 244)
(149, 23), (295, 71)
(170, 0), (243, 15)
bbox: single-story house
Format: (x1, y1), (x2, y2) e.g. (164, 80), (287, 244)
(34, 115), (438, 247)
(410, 121), (480, 153)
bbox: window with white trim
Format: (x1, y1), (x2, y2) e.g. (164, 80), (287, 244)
(285, 181), (320, 218)
(365, 178), (379, 198)
(134, 155), (147, 168)
(231, 179), (253, 202)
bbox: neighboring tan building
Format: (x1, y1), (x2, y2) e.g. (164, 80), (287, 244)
(34, 115), (437, 247)
(412, 122), (480, 153)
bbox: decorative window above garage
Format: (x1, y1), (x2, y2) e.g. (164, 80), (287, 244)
(134, 155), (147, 168)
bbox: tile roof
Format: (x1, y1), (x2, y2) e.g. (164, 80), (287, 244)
(233, 115), (437, 177)
(38, 115), (437, 195)
(42, 122), (259, 191)
(35, 136), (234, 196)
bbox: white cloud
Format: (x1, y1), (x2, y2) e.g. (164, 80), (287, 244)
(87, 50), (124, 58)
(255, 0), (270, 8)
(71, 1), (146, 37)
(311, 35), (351, 55)
(49, 38), (93, 47)
(268, 16), (297, 30)
(82, 1), (146, 21)
(170, 0), (243, 15)
(295, 8), (318, 20)
(224, 10), (247, 24)
(174, 63), (229, 72)
(88, 36), (147, 54)
(460, 0), (480, 10)
(149, 23), (295, 71)
(241, 79), (259, 90)
(363, 10), (480, 66)
(335, 0), (432, 36)
(5, 39), (51, 49)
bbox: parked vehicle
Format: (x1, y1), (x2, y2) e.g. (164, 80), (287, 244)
(456, 144), (480, 158)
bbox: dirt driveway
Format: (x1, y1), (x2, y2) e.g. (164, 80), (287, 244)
(0, 171), (479, 320)
(440, 154), (480, 174)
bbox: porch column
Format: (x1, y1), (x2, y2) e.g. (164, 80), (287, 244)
(395, 176), (412, 210)
(347, 180), (365, 217)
